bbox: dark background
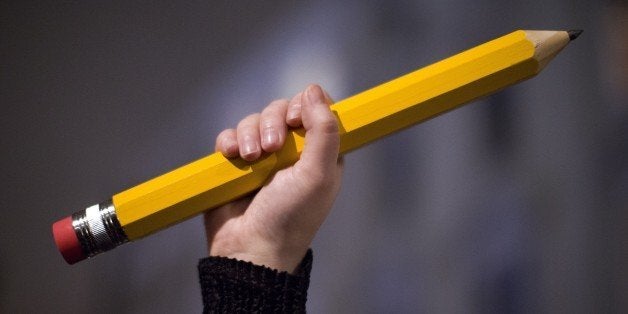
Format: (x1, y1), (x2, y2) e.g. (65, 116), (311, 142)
(2, 1), (627, 312)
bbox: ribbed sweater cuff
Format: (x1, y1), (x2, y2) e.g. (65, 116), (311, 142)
(198, 250), (313, 313)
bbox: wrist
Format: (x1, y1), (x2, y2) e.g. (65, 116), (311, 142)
(210, 241), (309, 274)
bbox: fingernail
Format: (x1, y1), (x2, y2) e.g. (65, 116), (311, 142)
(262, 127), (278, 147)
(222, 137), (237, 154)
(306, 85), (324, 104)
(287, 103), (301, 121)
(242, 136), (259, 157)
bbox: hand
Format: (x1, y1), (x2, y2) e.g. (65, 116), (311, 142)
(204, 84), (343, 273)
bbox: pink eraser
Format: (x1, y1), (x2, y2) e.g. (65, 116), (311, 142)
(52, 216), (86, 264)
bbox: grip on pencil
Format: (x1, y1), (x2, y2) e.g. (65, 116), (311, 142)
(52, 30), (579, 264)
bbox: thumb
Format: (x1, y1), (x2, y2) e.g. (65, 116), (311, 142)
(298, 84), (340, 176)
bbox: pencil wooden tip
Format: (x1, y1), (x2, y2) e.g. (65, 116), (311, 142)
(568, 30), (583, 41)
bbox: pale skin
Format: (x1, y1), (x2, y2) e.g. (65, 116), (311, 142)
(204, 84), (343, 274)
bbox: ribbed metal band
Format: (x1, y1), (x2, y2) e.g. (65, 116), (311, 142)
(71, 200), (128, 258)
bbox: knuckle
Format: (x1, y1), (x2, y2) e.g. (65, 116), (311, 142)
(262, 100), (289, 119)
(216, 129), (233, 142)
(262, 100), (287, 115)
(216, 130), (226, 142)
(318, 118), (339, 134)
(268, 99), (289, 109)
(289, 92), (302, 105)
(260, 113), (282, 128)
(261, 101), (289, 129)
(261, 118), (277, 129)
(237, 113), (260, 129)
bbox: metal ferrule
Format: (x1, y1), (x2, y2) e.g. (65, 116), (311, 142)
(71, 200), (128, 258)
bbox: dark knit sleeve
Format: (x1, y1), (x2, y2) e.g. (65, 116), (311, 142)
(198, 250), (313, 313)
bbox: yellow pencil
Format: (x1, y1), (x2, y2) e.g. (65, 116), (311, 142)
(52, 29), (581, 264)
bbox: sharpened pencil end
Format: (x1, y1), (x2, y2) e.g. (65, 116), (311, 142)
(568, 30), (583, 41)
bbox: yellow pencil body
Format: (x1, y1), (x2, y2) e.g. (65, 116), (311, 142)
(53, 29), (579, 264)
(113, 30), (555, 239)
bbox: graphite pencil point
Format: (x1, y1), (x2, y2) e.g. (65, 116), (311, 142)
(568, 30), (583, 41)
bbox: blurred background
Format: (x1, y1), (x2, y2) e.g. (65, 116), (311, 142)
(2, 0), (627, 312)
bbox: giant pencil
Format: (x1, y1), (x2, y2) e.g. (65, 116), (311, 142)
(52, 30), (581, 264)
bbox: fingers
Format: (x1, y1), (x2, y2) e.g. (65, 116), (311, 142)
(215, 100), (290, 161)
(215, 129), (239, 158)
(236, 113), (262, 161)
(215, 85), (338, 168)
(297, 84), (340, 179)
(287, 88), (334, 128)
(259, 100), (289, 152)
(286, 92), (303, 127)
